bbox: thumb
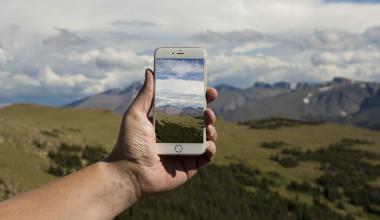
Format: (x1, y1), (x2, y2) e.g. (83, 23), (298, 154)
(129, 69), (154, 115)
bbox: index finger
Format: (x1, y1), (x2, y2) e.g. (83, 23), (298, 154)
(206, 87), (218, 104)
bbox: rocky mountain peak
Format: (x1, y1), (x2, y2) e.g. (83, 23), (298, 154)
(214, 84), (237, 92)
(273, 82), (291, 90)
(331, 77), (353, 85)
(253, 82), (271, 89)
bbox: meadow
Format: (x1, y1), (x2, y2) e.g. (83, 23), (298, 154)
(1, 104), (380, 219)
(155, 111), (203, 143)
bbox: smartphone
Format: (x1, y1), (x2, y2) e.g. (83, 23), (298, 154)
(154, 47), (207, 155)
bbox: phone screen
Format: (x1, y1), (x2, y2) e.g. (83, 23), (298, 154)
(155, 58), (205, 143)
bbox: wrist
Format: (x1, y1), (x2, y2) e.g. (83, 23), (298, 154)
(105, 161), (143, 200)
(92, 161), (142, 217)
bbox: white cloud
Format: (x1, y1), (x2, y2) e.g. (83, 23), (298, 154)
(96, 47), (152, 70)
(156, 79), (204, 108)
(38, 67), (88, 88)
(1, 0), (380, 104)
(311, 50), (380, 65)
(0, 48), (12, 69)
(156, 59), (204, 79)
(2, 0), (380, 34)
(208, 54), (312, 86)
(231, 42), (275, 53)
(0, 70), (40, 91)
(111, 20), (158, 27)
(68, 50), (100, 64)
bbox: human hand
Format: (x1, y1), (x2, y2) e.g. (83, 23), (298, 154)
(106, 69), (218, 198)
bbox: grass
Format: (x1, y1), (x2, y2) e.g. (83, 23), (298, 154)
(155, 111), (203, 128)
(1, 104), (380, 219)
(155, 111), (203, 143)
(0, 146), (54, 189)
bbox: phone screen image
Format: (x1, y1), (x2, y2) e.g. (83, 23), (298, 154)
(155, 58), (205, 143)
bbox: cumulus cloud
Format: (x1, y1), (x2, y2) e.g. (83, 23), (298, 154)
(1, 0), (380, 105)
(208, 54), (315, 87)
(0, 47), (11, 69)
(156, 79), (204, 108)
(111, 20), (158, 27)
(190, 30), (265, 43)
(43, 27), (91, 47)
(364, 25), (380, 46)
(95, 47), (152, 70)
(155, 59), (205, 108)
(38, 67), (89, 88)
(155, 59), (204, 80)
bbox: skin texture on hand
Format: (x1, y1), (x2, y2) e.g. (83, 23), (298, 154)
(106, 69), (218, 197)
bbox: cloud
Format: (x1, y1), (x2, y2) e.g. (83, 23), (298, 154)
(1, 1), (380, 105)
(3, 0), (380, 33)
(0, 47), (12, 69)
(190, 29), (265, 43)
(95, 47), (152, 70)
(155, 59), (204, 81)
(156, 78), (204, 108)
(68, 50), (100, 64)
(311, 50), (380, 65)
(38, 67), (88, 88)
(43, 27), (91, 47)
(208, 54), (316, 87)
(231, 42), (275, 53)
(364, 25), (380, 46)
(111, 20), (158, 27)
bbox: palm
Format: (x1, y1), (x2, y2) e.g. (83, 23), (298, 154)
(121, 114), (207, 194)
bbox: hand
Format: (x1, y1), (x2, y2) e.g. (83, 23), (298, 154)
(106, 69), (218, 197)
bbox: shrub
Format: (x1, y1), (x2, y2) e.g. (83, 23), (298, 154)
(47, 143), (108, 176)
(243, 117), (321, 130)
(287, 181), (312, 193)
(117, 163), (348, 220)
(82, 145), (108, 164)
(41, 129), (63, 138)
(33, 140), (47, 149)
(260, 141), (288, 149)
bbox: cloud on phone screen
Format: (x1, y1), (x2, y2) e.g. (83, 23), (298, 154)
(156, 59), (204, 109)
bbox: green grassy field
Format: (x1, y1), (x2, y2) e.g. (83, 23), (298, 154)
(155, 111), (203, 143)
(1, 104), (380, 219)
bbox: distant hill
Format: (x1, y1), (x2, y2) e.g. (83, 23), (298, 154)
(65, 77), (380, 130)
(345, 89), (380, 130)
(64, 82), (142, 114)
(156, 105), (203, 117)
(211, 77), (380, 122)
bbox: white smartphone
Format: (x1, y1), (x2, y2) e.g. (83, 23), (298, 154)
(154, 47), (207, 155)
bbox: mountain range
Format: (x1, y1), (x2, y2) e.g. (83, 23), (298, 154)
(156, 105), (204, 117)
(65, 77), (380, 130)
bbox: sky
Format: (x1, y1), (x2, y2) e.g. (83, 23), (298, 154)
(1, 0), (380, 106)
(155, 59), (204, 109)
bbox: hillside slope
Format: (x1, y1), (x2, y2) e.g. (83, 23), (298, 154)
(1, 104), (380, 219)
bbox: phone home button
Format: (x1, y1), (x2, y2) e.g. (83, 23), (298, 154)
(175, 145), (183, 153)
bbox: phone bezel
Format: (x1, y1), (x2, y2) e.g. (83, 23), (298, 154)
(154, 47), (207, 155)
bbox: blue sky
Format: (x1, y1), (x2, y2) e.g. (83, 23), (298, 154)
(155, 59), (204, 109)
(1, 0), (380, 106)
